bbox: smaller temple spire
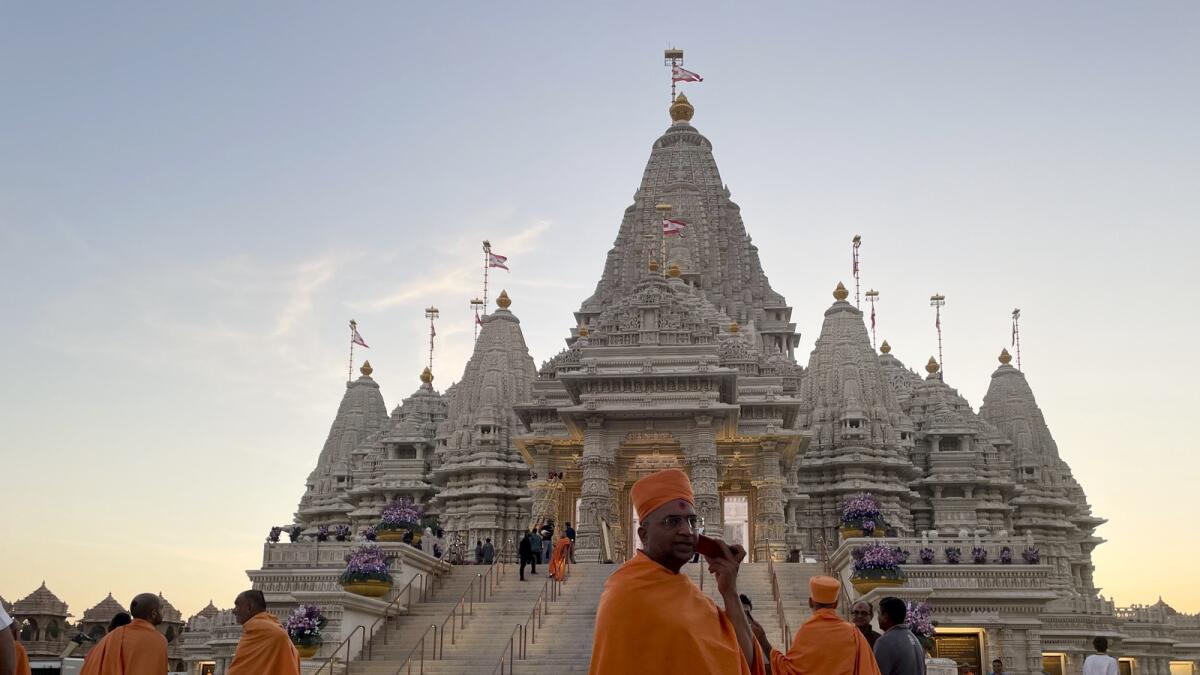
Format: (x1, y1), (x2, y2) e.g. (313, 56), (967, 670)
(880, 340), (891, 354)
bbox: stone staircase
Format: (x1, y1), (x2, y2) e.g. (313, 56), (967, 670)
(347, 559), (824, 674)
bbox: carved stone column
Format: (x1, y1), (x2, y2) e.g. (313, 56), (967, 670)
(575, 415), (612, 562)
(753, 439), (787, 561)
(686, 414), (724, 540)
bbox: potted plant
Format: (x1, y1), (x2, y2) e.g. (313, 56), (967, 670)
(850, 542), (906, 594)
(287, 525), (303, 543)
(315, 525), (330, 542)
(894, 548), (911, 564)
(919, 547), (935, 564)
(1022, 546), (1040, 564)
(339, 545), (393, 597)
(376, 498), (424, 542)
(334, 525), (351, 542)
(999, 546), (1013, 564)
(944, 547), (962, 564)
(841, 494), (884, 539)
(361, 526), (378, 542)
(971, 546), (988, 564)
(267, 527), (282, 544)
(284, 604), (326, 659)
(906, 601), (936, 654)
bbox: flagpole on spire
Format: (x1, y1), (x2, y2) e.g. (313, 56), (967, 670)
(665, 47), (683, 103)
(865, 289), (880, 350)
(348, 319), (357, 382)
(852, 235), (862, 308)
(424, 306), (439, 371)
(655, 203), (672, 275)
(471, 297), (485, 341)
(930, 293), (946, 378)
(1012, 308), (1022, 371)
(482, 240), (491, 311)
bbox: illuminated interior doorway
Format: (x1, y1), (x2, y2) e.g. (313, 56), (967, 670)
(1170, 662), (1195, 675)
(1042, 653), (1066, 675)
(724, 495), (750, 552)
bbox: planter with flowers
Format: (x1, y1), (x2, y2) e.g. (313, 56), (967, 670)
(284, 604), (327, 658)
(906, 601), (936, 654)
(376, 498), (424, 542)
(851, 542), (906, 594)
(971, 546), (988, 564)
(1022, 546), (1040, 564)
(999, 546), (1013, 564)
(267, 527), (282, 544)
(338, 545), (393, 597)
(919, 547), (935, 564)
(334, 524), (351, 542)
(841, 494), (886, 539)
(944, 547), (962, 564)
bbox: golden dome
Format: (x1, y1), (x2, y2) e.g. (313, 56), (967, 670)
(578, 324), (589, 337)
(497, 290), (511, 309)
(729, 322), (740, 333)
(999, 348), (1013, 365)
(420, 367), (433, 384)
(833, 282), (849, 301)
(880, 340), (891, 354)
(670, 93), (694, 123)
(667, 263), (681, 278)
(360, 361), (373, 377)
(925, 357), (940, 375)
(648, 259), (660, 272)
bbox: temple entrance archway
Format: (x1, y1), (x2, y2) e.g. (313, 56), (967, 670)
(723, 494), (750, 552)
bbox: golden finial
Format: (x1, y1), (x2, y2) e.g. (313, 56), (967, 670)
(670, 93), (694, 123)
(667, 263), (681, 278)
(729, 322), (740, 333)
(360, 360), (374, 377)
(497, 290), (511, 309)
(999, 348), (1013, 365)
(833, 282), (849, 301)
(578, 324), (590, 337)
(420, 367), (433, 384)
(925, 357), (940, 375)
(880, 340), (891, 354)
(648, 259), (660, 272)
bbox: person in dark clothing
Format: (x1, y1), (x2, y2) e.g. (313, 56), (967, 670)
(564, 522), (577, 564)
(475, 540), (484, 564)
(482, 538), (495, 564)
(519, 531), (537, 580)
(851, 600), (882, 647)
(874, 596), (926, 675)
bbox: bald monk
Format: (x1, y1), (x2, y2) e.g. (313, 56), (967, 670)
(589, 468), (764, 675)
(770, 576), (881, 675)
(80, 593), (168, 675)
(227, 590), (300, 675)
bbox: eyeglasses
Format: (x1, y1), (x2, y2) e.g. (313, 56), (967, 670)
(648, 515), (699, 531)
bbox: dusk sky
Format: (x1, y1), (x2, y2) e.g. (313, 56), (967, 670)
(2, 2), (1198, 616)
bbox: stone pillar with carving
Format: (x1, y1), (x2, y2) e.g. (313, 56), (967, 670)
(575, 415), (611, 562)
(687, 414), (724, 540)
(526, 443), (554, 530)
(753, 438), (787, 561)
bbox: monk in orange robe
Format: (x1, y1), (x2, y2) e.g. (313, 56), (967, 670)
(8, 625), (29, 675)
(589, 468), (764, 675)
(227, 590), (300, 675)
(769, 576), (881, 675)
(80, 593), (169, 675)
(548, 535), (572, 580)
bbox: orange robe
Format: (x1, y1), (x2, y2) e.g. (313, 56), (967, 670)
(549, 537), (571, 580)
(79, 618), (168, 675)
(15, 641), (31, 675)
(771, 608), (881, 675)
(589, 551), (765, 675)
(226, 612), (300, 675)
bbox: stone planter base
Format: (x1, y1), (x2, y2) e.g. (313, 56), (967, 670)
(340, 580), (392, 597)
(851, 575), (905, 595)
(376, 531), (405, 542)
(296, 644), (320, 658)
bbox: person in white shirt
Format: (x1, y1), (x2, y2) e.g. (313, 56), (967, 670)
(1083, 636), (1119, 675)
(0, 603), (17, 675)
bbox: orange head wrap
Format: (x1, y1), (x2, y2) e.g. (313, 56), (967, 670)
(810, 575), (841, 604)
(631, 468), (694, 520)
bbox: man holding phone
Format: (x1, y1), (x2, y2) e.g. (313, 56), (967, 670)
(589, 468), (763, 675)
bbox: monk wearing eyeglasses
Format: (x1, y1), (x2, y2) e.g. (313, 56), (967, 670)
(589, 468), (763, 675)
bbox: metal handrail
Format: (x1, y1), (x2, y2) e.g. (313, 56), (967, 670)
(392, 623), (437, 675)
(491, 560), (568, 673)
(368, 573), (425, 657)
(493, 623), (524, 675)
(765, 537), (792, 651)
(314, 624), (366, 675)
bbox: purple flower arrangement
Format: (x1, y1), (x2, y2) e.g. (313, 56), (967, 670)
(361, 526), (378, 542)
(334, 525), (351, 542)
(862, 519), (876, 534)
(316, 525), (330, 542)
(944, 546), (962, 564)
(841, 493), (883, 525)
(894, 548), (911, 564)
(339, 545), (393, 585)
(378, 497), (425, 532)
(284, 604), (327, 647)
(919, 547), (935, 564)
(851, 542), (904, 579)
(972, 546), (988, 564)
(267, 526), (282, 544)
(999, 546), (1013, 564)
(906, 601), (934, 639)
(1022, 546), (1041, 564)
(288, 525), (303, 543)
